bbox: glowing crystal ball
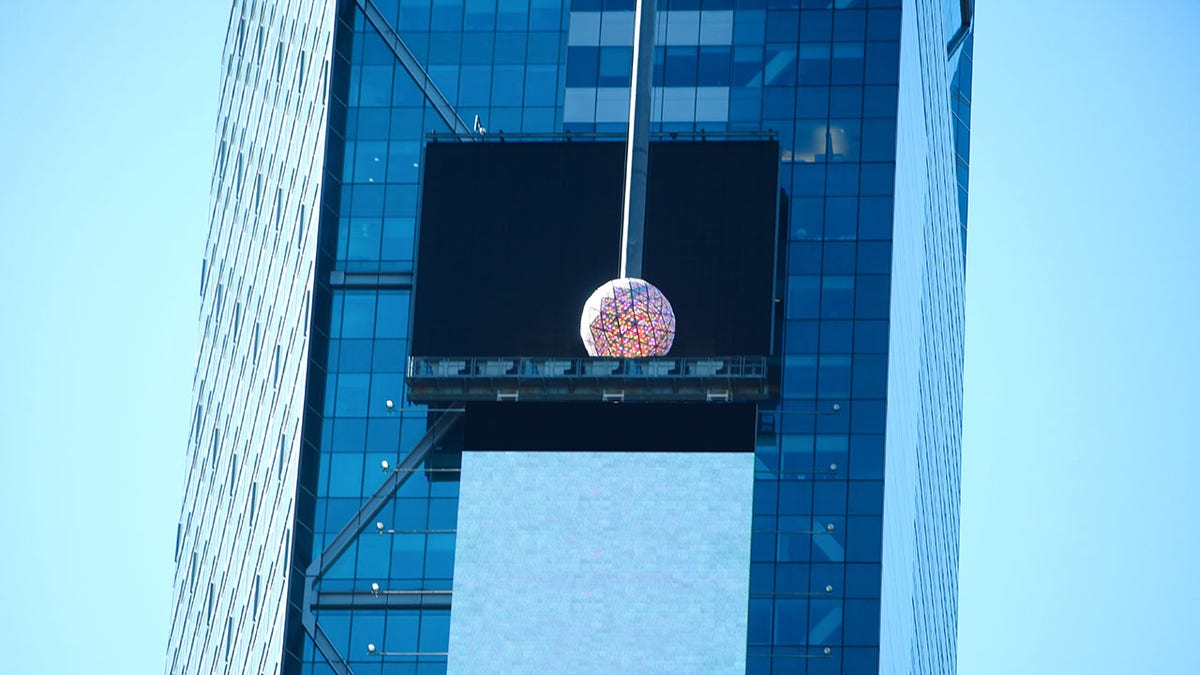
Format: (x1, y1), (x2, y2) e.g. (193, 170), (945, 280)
(580, 277), (676, 357)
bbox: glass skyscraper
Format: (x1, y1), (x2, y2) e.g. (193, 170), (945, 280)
(167, 0), (973, 672)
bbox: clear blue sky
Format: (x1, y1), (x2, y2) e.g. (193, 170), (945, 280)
(0, 2), (1196, 674)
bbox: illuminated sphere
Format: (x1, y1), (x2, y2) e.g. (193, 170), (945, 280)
(580, 277), (676, 357)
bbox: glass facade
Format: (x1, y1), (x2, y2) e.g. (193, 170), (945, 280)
(170, 0), (972, 672)
(166, 1), (337, 674)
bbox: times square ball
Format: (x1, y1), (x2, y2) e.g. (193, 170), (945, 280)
(579, 277), (676, 357)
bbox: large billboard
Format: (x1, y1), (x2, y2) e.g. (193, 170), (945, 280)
(412, 140), (780, 357)
(448, 450), (754, 674)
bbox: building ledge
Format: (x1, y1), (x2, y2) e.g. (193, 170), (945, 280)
(406, 356), (774, 403)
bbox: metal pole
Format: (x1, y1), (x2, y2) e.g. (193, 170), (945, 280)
(619, 0), (656, 279)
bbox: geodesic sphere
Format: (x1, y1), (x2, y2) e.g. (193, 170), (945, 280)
(579, 277), (676, 357)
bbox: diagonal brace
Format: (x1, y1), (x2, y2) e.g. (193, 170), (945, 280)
(307, 409), (464, 579)
(355, 0), (473, 136)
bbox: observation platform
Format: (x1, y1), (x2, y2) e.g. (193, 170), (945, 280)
(406, 356), (774, 403)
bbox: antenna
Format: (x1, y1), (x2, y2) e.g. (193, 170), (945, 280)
(618, 0), (656, 279)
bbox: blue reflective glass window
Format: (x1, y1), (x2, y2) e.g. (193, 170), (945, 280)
(365, 417), (401, 453)
(524, 65), (558, 106)
(763, 87), (794, 118)
(832, 8), (865, 41)
(394, 498), (431, 531)
(385, 612), (420, 651)
(808, 597), (843, 644)
(820, 275), (854, 319)
(777, 531), (811, 562)
(795, 86), (828, 117)
(816, 196), (852, 240)
(419, 611), (451, 652)
(384, 186), (417, 218)
(812, 481), (845, 512)
(381, 218), (415, 263)
(428, 32), (463, 65)
(819, 320), (852, 353)
(778, 479), (813, 514)
(698, 46), (732, 86)
(346, 218), (382, 260)
(853, 320), (888, 353)
(825, 162), (859, 196)
(828, 85), (861, 116)
(866, 8), (900, 41)
(852, 353), (887, 398)
(774, 562), (810, 594)
(328, 454), (365, 498)
(831, 42), (864, 84)
(424, 534), (456, 579)
(864, 41), (898, 84)
(848, 434), (884, 479)
(786, 276), (819, 319)
(856, 240), (890, 273)
(375, 293), (410, 339)
(799, 9), (832, 41)
(369, 373), (405, 417)
(850, 400), (885, 434)
(810, 562), (843, 596)
(848, 480), (883, 516)
(597, 46), (632, 86)
(843, 598), (880, 645)
(846, 516), (881, 562)
(821, 242), (855, 273)
(790, 197), (823, 240)
(751, 529), (777, 562)
(464, 0), (496, 30)
(431, 0), (465, 30)
(857, 196), (892, 239)
(461, 32), (494, 63)
(491, 65), (525, 106)
(400, 1), (433, 30)
(844, 563), (881, 598)
(352, 184), (386, 217)
(844, 647), (881, 672)
(332, 418), (368, 453)
(860, 162), (894, 195)
(764, 45), (798, 85)
(861, 117), (896, 161)
(360, 65), (395, 106)
(390, 534), (426, 578)
(459, 65), (493, 106)
(335, 375), (371, 416)
(792, 163), (825, 197)
(788, 241), (821, 274)
(817, 354), (850, 396)
(796, 43), (829, 85)
(765, 10), (798, 43)
(356, 108), (391, 140)
(664, 46), (698, 86)
(340, 291), (376, 338)
(494, 32), (527, 64)
(783, 354), (817, 397)
(566, 46), (600, 86)
(338, 339), (374, 373)
(357, 533), (390, 576)
(496, 0), (529, 29)
(748, 598), (773, 644)
(780, 434), (814, 473)
(814, 434), (848, 471)
(529, 0), (560, 30)
(853, 274), (889, 318)
(753, 478), (778, 513)
(785, 320), (819, 354)
(862, 84), (897, 117)
(774, 598), (808, 644)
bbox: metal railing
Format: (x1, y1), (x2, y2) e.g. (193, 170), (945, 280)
(407, 356), (768, 379)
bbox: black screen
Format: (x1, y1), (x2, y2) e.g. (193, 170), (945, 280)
(463, 402), (757, 452)
(412, 140), (779, 357)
